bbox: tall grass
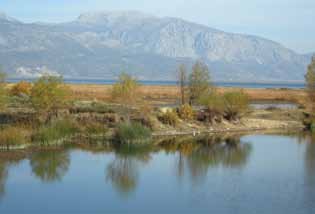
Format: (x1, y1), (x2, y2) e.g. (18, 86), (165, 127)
(0, 127), (31, 147)
(158, 110), (179, 126)
(115, 122), (151, 144)
(83, 122), (107, 135)
(33, 119), (80, 144)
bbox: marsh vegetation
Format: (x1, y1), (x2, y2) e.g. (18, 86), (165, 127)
(0, 59), (311, 149)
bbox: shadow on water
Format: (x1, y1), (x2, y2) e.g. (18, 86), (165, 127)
(30, 149), (70, 183)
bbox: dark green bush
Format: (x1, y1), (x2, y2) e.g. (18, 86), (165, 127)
(115, 122), (151, 144)
(33, 119), (80, 144)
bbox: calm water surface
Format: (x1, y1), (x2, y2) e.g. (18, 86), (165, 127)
(0, 133), (314, 213)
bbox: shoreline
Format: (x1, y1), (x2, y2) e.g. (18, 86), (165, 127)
(1, 125), (304, 151)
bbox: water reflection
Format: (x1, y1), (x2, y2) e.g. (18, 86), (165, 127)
(1, 133), (315, 212)
(160, 136), (252, 182)
(0, 152), (26, 199)
(106, 146), (152, 196)
(30, 150), (70, 183)
(304, 133), (315, 188)
(0, 161), (8, 198)
(305, 134), (315, 204)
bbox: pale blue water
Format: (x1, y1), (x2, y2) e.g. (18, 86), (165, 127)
(0, 133), (314, 213)
(7, 78), (305, 89)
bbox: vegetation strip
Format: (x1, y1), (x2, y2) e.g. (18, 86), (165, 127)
(0, 57), (314, 150)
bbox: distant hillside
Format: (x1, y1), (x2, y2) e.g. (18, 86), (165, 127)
(0, 11), (311, 81)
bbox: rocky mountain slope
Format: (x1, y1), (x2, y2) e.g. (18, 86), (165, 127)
(0, 11), (311, 81)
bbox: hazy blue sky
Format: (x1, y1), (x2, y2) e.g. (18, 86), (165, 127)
(0, 0), (314, 53)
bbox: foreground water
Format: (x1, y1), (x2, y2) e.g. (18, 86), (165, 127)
(0, 133), (314, 213)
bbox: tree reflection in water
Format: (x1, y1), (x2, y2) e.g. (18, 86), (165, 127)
(305, 133), (315, 190)
(160, 135), (252, 182)
(30, 150), (70, 183)
(106, 145), (152, 196)
(0, 152), (26, 199)
(0, 161), (8, 199)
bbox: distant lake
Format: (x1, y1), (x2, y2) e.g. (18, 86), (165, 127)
(7, 78), (305, 89)
(0, 133), (314, 213)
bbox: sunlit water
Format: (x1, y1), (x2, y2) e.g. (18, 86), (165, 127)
(0, 133), (314, 213)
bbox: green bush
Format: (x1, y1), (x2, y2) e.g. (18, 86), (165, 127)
(158, 110), (179, 126)
(33, 119), (80, 144)
(115, 122), (151, 144)
(0, 127), (31, 146)
(197, 92), (225, 122)
(223, 91), (249, 120)
(30, 75), (70, 118)
(203, 93), (225, 114)
(111, 73), (140, 106)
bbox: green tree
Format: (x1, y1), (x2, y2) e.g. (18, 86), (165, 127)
(30, 75), (70, 121)
(111, 73), (140, 121)
(177, 64), (187, 105)
(188, 61), (212, 105)
(305, 56), (315, 111)
(111, 73), (139, 106)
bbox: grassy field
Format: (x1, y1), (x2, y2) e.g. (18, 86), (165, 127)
(67, 84), (307, 105)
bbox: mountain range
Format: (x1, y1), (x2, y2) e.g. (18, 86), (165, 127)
(0, 11), (312, 81)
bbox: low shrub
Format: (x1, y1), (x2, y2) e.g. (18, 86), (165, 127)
(207, 94), (225, 114)
(303, 112), (315, 132)
(197, 91), (249, 122)
(10, 81), (32, 97)
(178, 104), (194, 120)
(158, 110), (179, 126)
(70, 102), (115, 114)
(197, 93), (225, 123)
(83, 122), (107, 135)
(33, 119), (80, 144)
(0, 85), (7, 110)
(115, 122), (151, 144)
(0, 127), (31, 146)
(223, 91), (249, 120)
